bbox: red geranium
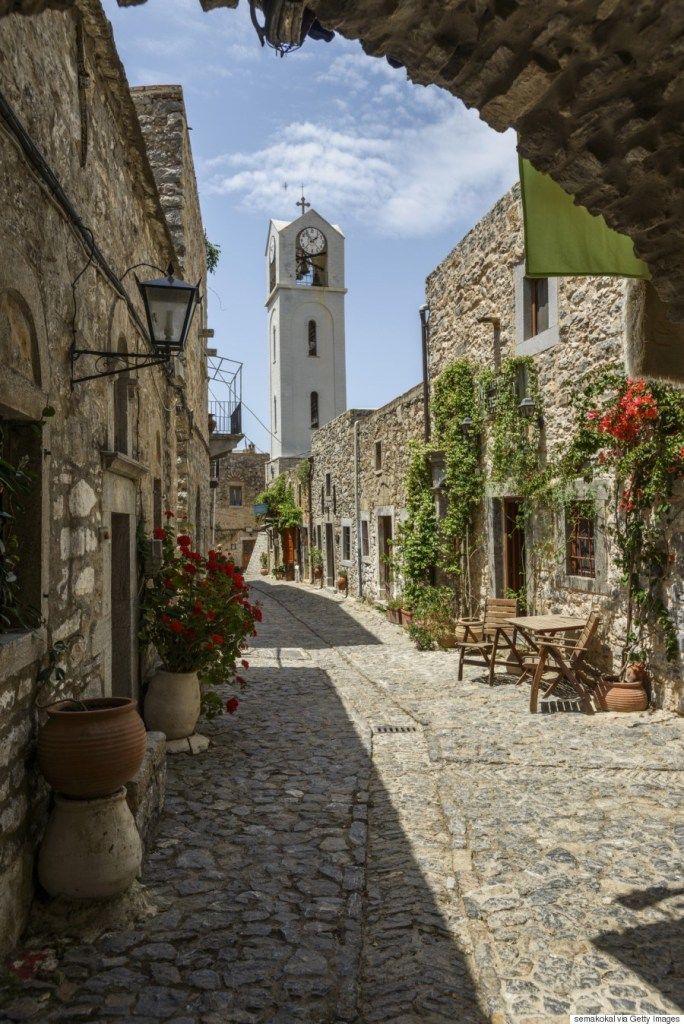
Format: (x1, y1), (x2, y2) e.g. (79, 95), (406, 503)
(153, 527), (167, 541)
(177, 534), (192, 548)
(164, 510), (175, 519)
(226, 697), (239, 714)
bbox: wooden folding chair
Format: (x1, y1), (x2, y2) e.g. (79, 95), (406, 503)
(528, 612), (602, 713)
(455, 598), (519, 682)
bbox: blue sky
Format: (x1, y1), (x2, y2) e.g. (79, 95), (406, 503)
(103, 0), (518, 452)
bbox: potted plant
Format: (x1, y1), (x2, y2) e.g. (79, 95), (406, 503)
(337, 567), (348, 592)
(140, 516), (261, 739)
(36, 642), (147, 799)
(311, 547), (323, 581)
(273, 564), (286, 580)
(401, 602), (414, 627)
(386, 598), (403, 625)
(259, 552), (268, 576)
(598, 659), (650, 712)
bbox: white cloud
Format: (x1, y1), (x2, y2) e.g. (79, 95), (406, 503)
(204, 101), (517, 238)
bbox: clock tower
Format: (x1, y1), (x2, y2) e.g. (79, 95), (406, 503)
(266, 199), (347, 469)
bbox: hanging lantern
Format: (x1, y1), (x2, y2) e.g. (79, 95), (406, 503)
(136, 265), (199, 357)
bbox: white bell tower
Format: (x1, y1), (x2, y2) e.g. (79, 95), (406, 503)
(266, 197), (347, 467)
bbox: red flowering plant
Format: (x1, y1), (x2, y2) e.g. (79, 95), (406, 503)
(140, 515), (263, 717)
(562, 371), (684, 665)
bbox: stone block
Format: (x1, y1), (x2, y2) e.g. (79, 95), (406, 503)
(125, 732), (166, 846)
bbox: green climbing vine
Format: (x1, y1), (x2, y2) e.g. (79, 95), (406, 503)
(255, 476), (302, 531)
(398, 442), (438, 604)
(490, 356), (544, 496)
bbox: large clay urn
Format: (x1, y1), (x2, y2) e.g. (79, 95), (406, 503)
(597, 675), (649, 712)
(37, 697), (146, 799)
(143, 669), (200, 740)
(38, 788), (142, 900)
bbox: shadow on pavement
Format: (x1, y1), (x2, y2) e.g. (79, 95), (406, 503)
(3, 664), (485, 1023)
(248, 581), (383, 650)
(592, 906), (684, 1011)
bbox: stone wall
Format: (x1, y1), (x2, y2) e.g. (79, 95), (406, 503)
(425, 186), (683, 711)
(0, 0), (209, 952)
(308, 386), (424, 600)
(213, 449), (269, 566)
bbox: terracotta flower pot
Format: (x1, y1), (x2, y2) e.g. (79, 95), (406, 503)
(597, 675), (649, 712)
(260, 568), (268, 576)
(38, 788), (142, 900)
(402, 610), (413, 627)
(37, 697), (146, 799)
(386, 608), (400, 625)
(337, 576), (348, 591)
(144, 670), (201, 740)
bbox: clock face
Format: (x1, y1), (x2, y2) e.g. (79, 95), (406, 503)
(298, 227), (326, 256)
(268, 235), (276, 262)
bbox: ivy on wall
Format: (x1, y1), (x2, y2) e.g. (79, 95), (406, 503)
(255, 476), (302, 531)
(398, 351), (683, 669)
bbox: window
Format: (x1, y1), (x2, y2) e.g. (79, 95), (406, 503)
(273, 395), (277, 433)
(325, 472), (331, 496)
(113, 373), (129, 455)
(514, 266), (559, 355)
(308, 319), (317, 356)
(229, 485), (243, 508)
(332, 485), (337, 514)
(269, 251), (276, 293)
(524, 277), (549, 340)
(153, 478), (162, 530)
(310, 391), (319, 429)
(342, 525), (351, 562)
(566, 503), (596, 578)
(374, 441), (382, 471)
(272, 326), (276, 363)
(361, 519), (369, 557)
(320, 486), (325, 513)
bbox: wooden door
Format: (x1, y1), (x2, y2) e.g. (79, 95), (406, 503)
(378, 515), (393, 600)
(241, 539), (255, 571)
(325, 523), (335, 586)
(503, 499), (526, 596)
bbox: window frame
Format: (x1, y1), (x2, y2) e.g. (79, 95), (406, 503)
(310, 391), (319, 429)
(341, 519), (352, 565)
(374, 440), (382, 471)
(229, 484), (243, 508)
(307, 319), (317, 357)
(514, 264), (559, 356)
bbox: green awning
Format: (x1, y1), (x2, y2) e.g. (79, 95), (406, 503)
(519, 156), (650, 279)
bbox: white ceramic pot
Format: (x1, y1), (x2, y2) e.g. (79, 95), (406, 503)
(144, 669), (200, 740)
(38, 788), (142, 900)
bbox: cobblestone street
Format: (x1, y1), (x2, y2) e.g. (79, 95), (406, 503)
(3, 580), (683, 1024)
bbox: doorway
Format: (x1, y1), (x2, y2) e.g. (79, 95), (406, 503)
(325, 522), (334, 586)
(378, 514), (393, 600)
(503, 498), (526, 598)
(110, 513), (134, 697)
(241, 538), (255, 571)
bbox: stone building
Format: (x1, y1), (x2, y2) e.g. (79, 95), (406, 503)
(425, 185), (683, 710)
(0, 1), (210, 951)
(307, 385), (424, 599)
(212, 447), (269, 569)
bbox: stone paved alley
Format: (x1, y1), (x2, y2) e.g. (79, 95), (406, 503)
(2, 580), (683, 1024)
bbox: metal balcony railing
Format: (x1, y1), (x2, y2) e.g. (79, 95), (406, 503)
(208, 357), (243, 437)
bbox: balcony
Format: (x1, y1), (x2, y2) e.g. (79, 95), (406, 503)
(208, 357), (244, 458)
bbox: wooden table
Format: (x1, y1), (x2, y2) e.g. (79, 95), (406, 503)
(489, 615), (585, 685)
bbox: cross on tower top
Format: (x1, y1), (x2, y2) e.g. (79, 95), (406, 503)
(296, 186), (310, 215)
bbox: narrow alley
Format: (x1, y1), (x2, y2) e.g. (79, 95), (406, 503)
(3, 581), (682, 1024)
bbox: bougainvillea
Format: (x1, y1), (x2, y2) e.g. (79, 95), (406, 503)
(140, 517), (262, 716)
(563, 372), (684, 663)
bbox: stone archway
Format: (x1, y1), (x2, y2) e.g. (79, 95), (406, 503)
(3, 0), (682, 325)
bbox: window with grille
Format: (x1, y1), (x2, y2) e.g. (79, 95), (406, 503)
(566, 503), (596, 578)
(342, 525), (351, 561)
(308, 320), (317, 356)
(361, 519), (369, 557)
(311, 391), (319, 429)
(229, 485), (243, 507)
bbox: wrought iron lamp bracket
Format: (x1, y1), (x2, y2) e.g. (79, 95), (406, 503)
(70, 346), (171, 385)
